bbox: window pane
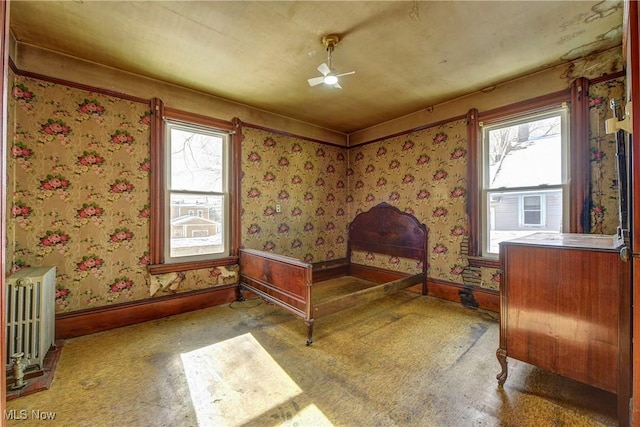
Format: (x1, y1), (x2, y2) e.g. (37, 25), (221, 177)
(523, 195), (541, 209)
(487, 115), (562, 189)
(170, 128), (223, 192)
(524, 211), (541, 225)
(170, 193), (224, 258)
(487, 189), (562, 254)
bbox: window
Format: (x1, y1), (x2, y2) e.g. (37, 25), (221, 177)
(165, 120), (229, 263)
(520, 194), (544, 226)
(148, 100), (240, 273)
(481, 107), (569, 256)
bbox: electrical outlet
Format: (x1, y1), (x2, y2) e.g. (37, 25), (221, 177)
(275, 204), (281, 213)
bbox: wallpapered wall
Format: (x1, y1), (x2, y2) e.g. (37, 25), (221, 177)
(589, 77), (626, 234)
(343, 75), (626, 290)
(7, 76), (237, 314)
(6, 72), (625, 314)
(241, 127), (349, 262)
(347, 120), (472, 284)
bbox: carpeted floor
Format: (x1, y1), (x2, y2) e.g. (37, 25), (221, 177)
(5, 286), (617, 426)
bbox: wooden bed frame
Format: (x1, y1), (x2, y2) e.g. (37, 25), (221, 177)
(237, 202), (428, 345)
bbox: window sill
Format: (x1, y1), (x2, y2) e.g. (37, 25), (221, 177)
(467, 256), (501, 269)
(148, 256), (239, 275)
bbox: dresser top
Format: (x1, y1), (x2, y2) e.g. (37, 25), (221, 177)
(499, 232), (621, 251)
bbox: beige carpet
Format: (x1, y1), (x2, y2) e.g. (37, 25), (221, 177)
(6, 287), (617, 426)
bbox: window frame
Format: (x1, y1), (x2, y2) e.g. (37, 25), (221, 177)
(163, 119), (230, 264)
(466, 83), (589, 267)
(148, 99), (241, 274)
(480, 106), (569, 257)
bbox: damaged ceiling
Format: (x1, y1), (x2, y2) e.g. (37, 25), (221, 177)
(9, 1), (624, 134)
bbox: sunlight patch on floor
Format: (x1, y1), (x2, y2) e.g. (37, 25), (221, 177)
(180, 332), (333, 426)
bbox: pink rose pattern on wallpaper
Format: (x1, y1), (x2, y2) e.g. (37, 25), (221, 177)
(589, 77), (625, 235)
(348, 121), (473, 284)
(241, 128), (349, 263)
(241, 123), (501, 288)
(6, 78), (152, 311)
(7, 75), (621, 312)
(7, 76), (236, 313)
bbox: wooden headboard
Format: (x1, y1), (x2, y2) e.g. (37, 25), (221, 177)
(348, 202), (428, 262)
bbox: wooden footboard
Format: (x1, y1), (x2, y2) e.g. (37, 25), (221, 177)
(238, 248), (314, 342)
(238, 203), (428, 346)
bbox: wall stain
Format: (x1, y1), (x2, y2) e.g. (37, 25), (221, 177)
(560, 25), (622, 62)
(585, 0), (623, 23)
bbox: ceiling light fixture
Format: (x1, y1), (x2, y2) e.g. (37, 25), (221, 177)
(323, 73), (338, 85)
(307, 34), (355, 89)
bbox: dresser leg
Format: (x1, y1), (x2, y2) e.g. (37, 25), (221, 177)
(496, 348), (508, 386)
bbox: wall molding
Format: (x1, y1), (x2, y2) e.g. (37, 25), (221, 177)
(55, 285), (237, 339)
(349, 114), (468, 147)
(9, 57), (148, 104)
(242, 120), (347, 147)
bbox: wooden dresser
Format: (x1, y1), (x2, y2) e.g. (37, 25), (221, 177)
(497, 233), (630, 399)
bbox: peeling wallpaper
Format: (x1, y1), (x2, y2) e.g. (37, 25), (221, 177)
(588, 76), (626, 234)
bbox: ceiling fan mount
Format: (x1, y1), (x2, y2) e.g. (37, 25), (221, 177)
(307, 34), (355, 89)
(322, 34), (341, 50)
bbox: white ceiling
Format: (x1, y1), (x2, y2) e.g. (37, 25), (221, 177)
(9, 1), (624, 134)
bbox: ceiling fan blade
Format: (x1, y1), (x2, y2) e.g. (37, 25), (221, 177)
(336, 71), (355, 78)
(307, 76), (325, 87)
(317, 63), (331, 76)
(334, 82), (342, 89)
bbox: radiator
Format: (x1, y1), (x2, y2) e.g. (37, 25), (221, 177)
(5, 266), (56, 371)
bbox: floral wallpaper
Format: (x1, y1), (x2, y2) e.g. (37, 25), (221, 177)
(241, 127), (349, 262)
(347, 120), (480, 287)
(588, 76), (626, 234)
(7, 76), (236, 314)
(5, 71), (626, 314)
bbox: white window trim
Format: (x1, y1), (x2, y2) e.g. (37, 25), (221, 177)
(163, 120), (231, 264)
(480, 107), (569, 256)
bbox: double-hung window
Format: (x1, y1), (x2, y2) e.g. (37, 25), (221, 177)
(520, 194), (544, 226)
(148, 100), (239, 273)
(164, 120), (230, 263)
(481, 107), (569, 256)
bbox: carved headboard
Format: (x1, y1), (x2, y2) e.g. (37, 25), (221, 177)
(348, 202), (428, 262)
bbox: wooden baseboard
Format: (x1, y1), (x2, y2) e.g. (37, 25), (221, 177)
(55, 275), (499, 340)
(312, 258), (349, 282)
(426, 278), (499, 312)
(55, 285), (237, 339)
(349, 263), (407, 283)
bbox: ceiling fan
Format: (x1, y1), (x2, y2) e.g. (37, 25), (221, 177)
(307, 34), (355, 89)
